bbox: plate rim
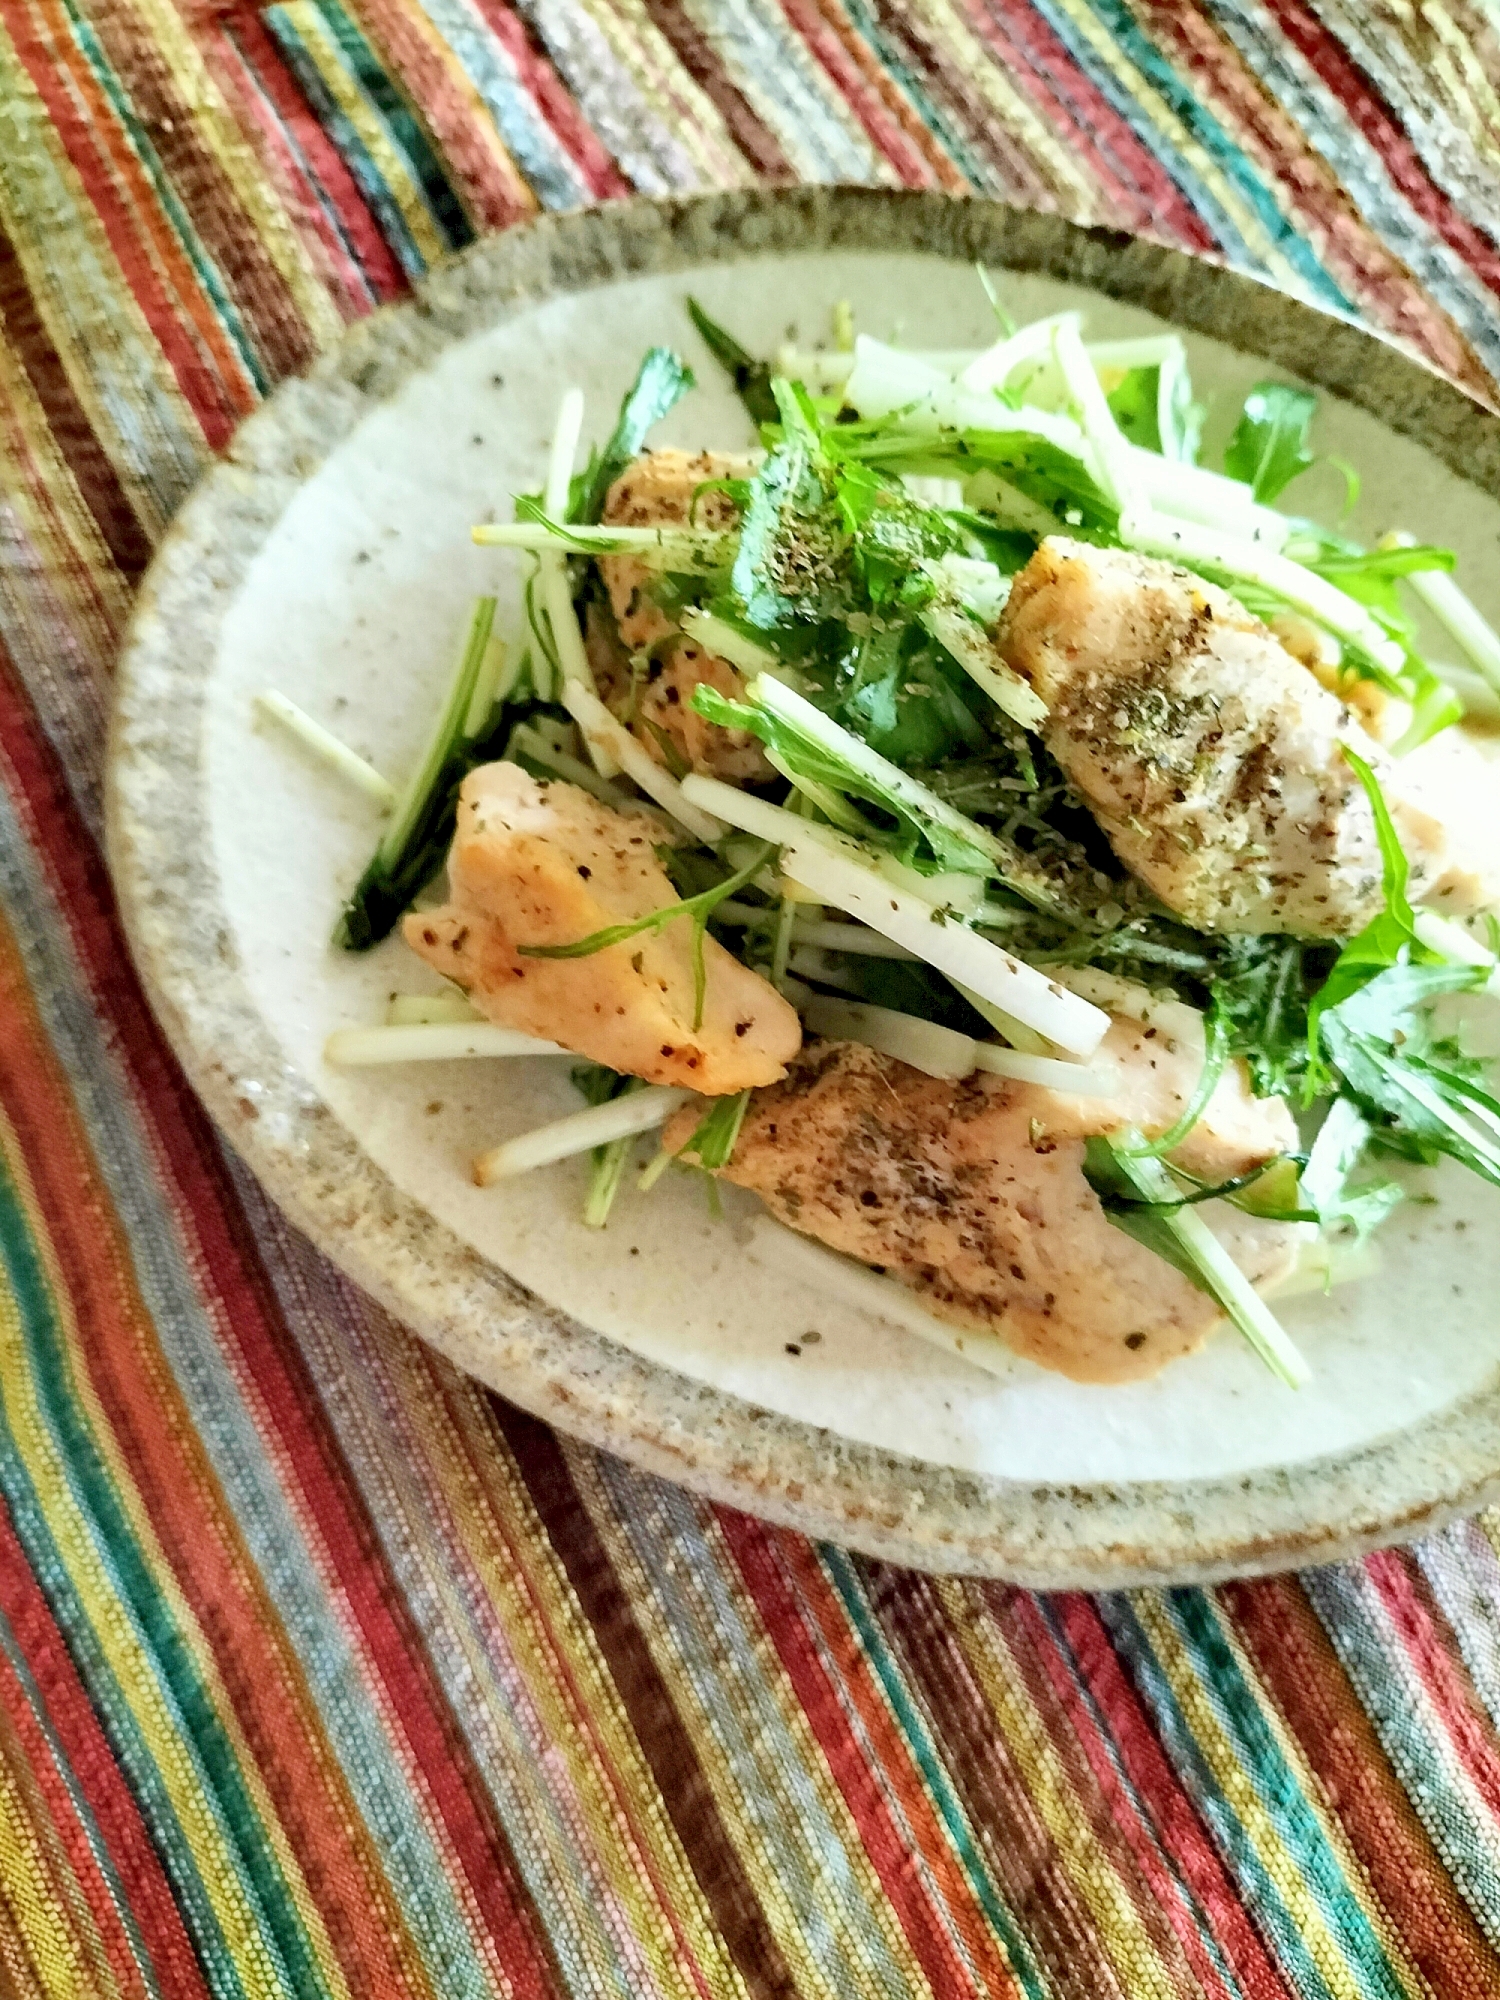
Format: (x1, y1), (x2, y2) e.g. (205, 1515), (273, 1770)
(106, 187), (1500, 1585)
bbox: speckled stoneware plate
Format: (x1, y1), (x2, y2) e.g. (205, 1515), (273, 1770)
(108, 190), (1500, 1586)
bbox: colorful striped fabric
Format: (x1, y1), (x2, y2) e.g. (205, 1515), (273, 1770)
(7, 0), (1500, 1991)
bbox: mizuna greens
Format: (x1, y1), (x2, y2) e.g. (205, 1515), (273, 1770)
(265, 284), (1500, 1386)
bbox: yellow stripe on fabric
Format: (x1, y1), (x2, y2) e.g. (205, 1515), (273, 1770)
(1409, 3), (1500, 163)
(1043, 0), (1306, 293)
(0, 1701), (125, 2000)
(902, 0), (1100, 216)
(92, 0), (342, 352)
(582, 0), (752, 187)
(386, 1346), (750, 2000)
(567, 1451), (936, 2000)
(935, 1581), (1182, 2000)
(0, 1119), (346, 2000)
(0, 335), (133, 655)
(1132, 1593), (1422, 2000)
(274, 2), (451, 266)
(0, 20), (208, 532)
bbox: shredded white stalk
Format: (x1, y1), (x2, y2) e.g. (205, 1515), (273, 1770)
(777, 834), (1110, 1056)
(1109, 1143), (1310, 1386)
(755, 1220), (1022, 1380)
(764, 748), (871, 834)
(386, 991), (481, 1025)
(462, 631), (514, 737)
(507, 723), (638, 809)
(560, 682), (724, 844)
(1121, 510), (1407, 675)
(918, 599), (1047, 731)
(795, 918), (919, 958)
(959, 312), (1079, 395)
(842, 335), (1088, 456)
(1052, 317), (1140, 514)
(1127, 451), (1288, 547)
(788, 944), (861, 994)
(952, 979), (1054, 1054)
(970, 1044), (1120, 1094)
(678, 608), (784, 680)
(475, 1087), (694, 1185)
(325, 1024), (569, 1065)
(749, 673), (1022, 867)
(1431, 660), (1500, 723)
(255, 692), (397, 807)
(1382, 530), (1500, 693)
(472, 522), (732, 568)
(1413, 910), (1497, 969)
(539, 388), (611, 779)
(802, 995), (977, 1080)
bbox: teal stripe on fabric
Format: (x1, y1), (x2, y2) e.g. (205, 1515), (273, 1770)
(1078, 0), (1348, 309)
(835, 0), (996, 193)
(1033, 1599), (1251, 2000)
(820, 1548), (1050, 2000)
(50, 0), (270, 394)
(1163, 1589), (1408, 1998)
(313, 0), (475, 249)
(0, 1597), (167, 2000)
(263, 9), (432, 279)
(0, 1156), (333, 2000)
(1304, 1561), (1500, 1953)
(589, 1457), (920, 2000)
(1099, 1594), (1341, 2000)
(0, 1159), (252, 2000)
(0, 794), (508, 2000)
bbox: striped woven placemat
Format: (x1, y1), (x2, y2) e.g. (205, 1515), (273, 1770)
(5, 1), (1500, 1992)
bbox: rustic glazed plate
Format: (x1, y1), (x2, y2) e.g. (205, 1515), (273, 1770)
(108, 190), (1500, 1586)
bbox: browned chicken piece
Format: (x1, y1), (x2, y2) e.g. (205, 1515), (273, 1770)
(1000, 538), (1500, 937)
(597, 449), (773, 785)
(404, 763), (800, 1094)
(669, 1015), (1300, 1384)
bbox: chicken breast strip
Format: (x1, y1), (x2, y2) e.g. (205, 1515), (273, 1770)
(405, 762), (800, 1093)
(1000, 537), (1500, 936)
(594, 449), (774, 785)
(670, 1006), (1301, 1383)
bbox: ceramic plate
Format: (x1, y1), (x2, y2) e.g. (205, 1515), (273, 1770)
(108, 190), (1500, 1585)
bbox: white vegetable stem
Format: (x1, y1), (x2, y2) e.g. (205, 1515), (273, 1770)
(1121, 510), (1408, 675)
(560, 681), (725, 845)
(1052, 317), (1139, 515)
(778, 834), (1108, 1056)
(255, 692), (397, 807)
(755, 1219), (1021, 1380)
(842, 335), (1089, 456)
(1381, 530), (1500, 694)
(970, 1044), (1120, 1094)
(386, 991), (481, 1025)
(802, 995), (976, 1080)
(472, 521), (733, 568)
(1107, 1141), (1310, 1387)
(475, 1087), (694, 1185)
(678, 608), (784, 680)
(325, 1024), (568, 1064)
(508, 722), (636, 809)
(918, 598), (1046, 731)
(539, 388), (612, 782)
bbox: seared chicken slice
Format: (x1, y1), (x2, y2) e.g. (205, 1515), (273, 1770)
(597, 449), (773, 785)
(404, 763), (800, 1093)
(1000, 538), (1500, 936)
(669, 1014), (1301, 1384)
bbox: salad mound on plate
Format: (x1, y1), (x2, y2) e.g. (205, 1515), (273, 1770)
(268, 286), (1500, 1388)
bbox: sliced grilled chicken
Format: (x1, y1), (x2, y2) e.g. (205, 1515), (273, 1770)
(404, 763), (800, 1093)
(596, 449), (773, 784)
(669, 1014), (1301, 1384)
(1000, 537), (1500, 936)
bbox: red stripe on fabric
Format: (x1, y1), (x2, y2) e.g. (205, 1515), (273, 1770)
(1265, 0), (1500, 308)
(638, 0), (794, 181)
(1, 0), (235, 443)
(718, 1513), (1019, 2000)
(215, 6), (406, 306)
(997, 1591), (1257, 1999)
(1365, 1551), (1500, 1825)
(786, 0), (966, 190)
(1130, 0), (1489, 393)
(0, 653), (563, 2000)
(0, 1569), (157, 2000)
(1049, 1594), (1290, 1998)
(461, 0), (630, 199)
(0, 954), (437, 1999)
(1223, 1575), (1499, 1999)
(0, 1502), (210, 2000)
(968, 0), (1218, 252)
(774, 0), (929, 185)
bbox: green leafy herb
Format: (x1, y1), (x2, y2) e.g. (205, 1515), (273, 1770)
(571, 348), (695, 525)
(1300, 1096), (1403, 1238)
(1223, 382), (1318, 503)
(1106, 366), (1164, 453)
(676, 1088), (750, 1170)
(685, 298), (779, 428)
